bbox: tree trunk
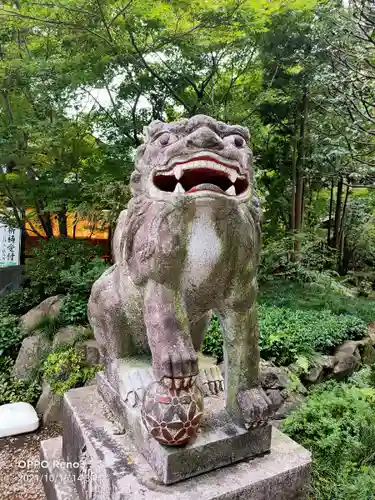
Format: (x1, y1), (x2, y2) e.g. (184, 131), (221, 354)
(290, 117), (298, 232)
(327, 179), (334, 246)
(337, 183), (350, 272)
(58, 209), (68, 237)
(334, 177), (343, 249)
(294, 88), (309, 254)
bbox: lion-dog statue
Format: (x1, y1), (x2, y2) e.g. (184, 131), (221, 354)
(88, 114), (271, 430)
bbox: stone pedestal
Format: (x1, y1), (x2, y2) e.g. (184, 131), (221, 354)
(40, 385), (311, 500)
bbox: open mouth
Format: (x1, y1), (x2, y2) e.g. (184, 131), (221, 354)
(153, 156), (249, 197)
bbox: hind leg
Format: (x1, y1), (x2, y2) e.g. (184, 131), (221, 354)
(88, 265), (148, 400)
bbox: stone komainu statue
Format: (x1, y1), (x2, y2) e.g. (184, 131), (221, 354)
(88, 114), (271, 430)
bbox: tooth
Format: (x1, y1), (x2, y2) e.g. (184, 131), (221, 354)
(226, 185), (236, 196)
(174, 183), (185, 194)
(229, 170), (238, 183)
(174, 165), (183, 180)
(175, 379), (182, 389)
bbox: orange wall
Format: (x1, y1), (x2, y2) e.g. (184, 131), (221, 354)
(25, 210), (109, 240)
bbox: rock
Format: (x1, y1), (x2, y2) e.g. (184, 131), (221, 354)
(35, 382), (63, 424)
(52, 325), (86, 348)
(333, 340), (361, 379)
(79, 339), (101, 366)
(0, 402), (39, 438)
(12, 335), (50, 381)
(266, 389), (284, 412)
(259, 366), (290, 390)
(273, 394), (305, 420)
(303, 355), (335, 385)
(360, 343), (375, 365)
(20, 295), (64, 334)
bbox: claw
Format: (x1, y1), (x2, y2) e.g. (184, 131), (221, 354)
(163, 377), (173, 389)
(183, 377), (191, 388)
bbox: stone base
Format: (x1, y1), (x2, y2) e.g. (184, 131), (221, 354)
(40, 385), (311, 500)
(97, 372), (272, 484)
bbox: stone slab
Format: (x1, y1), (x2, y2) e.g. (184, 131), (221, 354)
(41, 420), (311, 500)
(97, 372), (271, 484)
(41, 437), (79, 500)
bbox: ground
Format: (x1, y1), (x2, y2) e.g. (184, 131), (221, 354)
(0, 424), (62, 500)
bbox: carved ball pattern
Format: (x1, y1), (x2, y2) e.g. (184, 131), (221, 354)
(141, 382), (204, 446)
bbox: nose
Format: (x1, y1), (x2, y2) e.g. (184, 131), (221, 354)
(186, 127), (224, 150)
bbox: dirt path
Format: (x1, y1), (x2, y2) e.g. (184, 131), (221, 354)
(0, 424), (62, 500)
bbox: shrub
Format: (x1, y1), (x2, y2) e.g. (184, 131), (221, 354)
(0, 356), (41, 405)
(282, 384), (375, 499)
(0, 287), (41, 316)
(59, 257), (108, 296)
(259, 278), (375, 324)
(202, 315), (223, 361)
(258, 305), (366, 365)
(60, 294), (88, 325)
(43, 347), (102, 395)
(26, 238), (104, 298)
(0, 314), (22, 358)
(202, 305), (366, 365)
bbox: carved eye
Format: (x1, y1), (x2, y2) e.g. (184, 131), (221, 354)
(233, 135), (245, 148)
(156, 132), (178, 147)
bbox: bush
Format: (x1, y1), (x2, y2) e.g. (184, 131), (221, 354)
(202, 305), (366, 366)
(26, 238), (104, 298)
(0, 287), (41, 316)
(43, 347), (102, 395)
(0, 314), (22, 358)
(202, 315), (223, 361)
(258, 305), (366, 365)
(60, 294), (89, 325)
(259, 278), (375, 324)
(282, 384), (375, 499)
(0, 356), (41, 405)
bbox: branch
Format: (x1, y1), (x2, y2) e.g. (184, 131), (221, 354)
(127, 26), (192, 112)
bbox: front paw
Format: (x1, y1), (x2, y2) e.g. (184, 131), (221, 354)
(152, 343), (198, 390)
(236, 387), (272, 429)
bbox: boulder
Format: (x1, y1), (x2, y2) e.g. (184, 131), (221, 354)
(12, 335), (50, 381)
(20, 295), (64, 334)
(333, 340), (361, 379)
(35, 382), (63, 424)
(303, 355), (335, 385)
(273, 394), (305, 420)
(259, 366), (290, 390)
(360, 343), (375, 365)
(266, 389), (284, 412)
(52, 325), (87, 348)
(79, 339), (101, 366)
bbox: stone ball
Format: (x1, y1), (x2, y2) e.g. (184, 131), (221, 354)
(141, 381), (204, 446)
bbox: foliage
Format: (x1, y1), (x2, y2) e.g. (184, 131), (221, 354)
(260, 278), (375, 324)
(203, 299), (366, 365)
(0, 287), (42, 316)
(43, 347), (102, 395)
(60, 294), (89, 326)
(0, 356), (41, 405)
(202, 315), (224, 362)
(59, 257), (109, 296)
(26, 238), (104, 297)
(282, 383), (375, 499)
(0, 314), (22, 358)
(258, 305), (366, 365)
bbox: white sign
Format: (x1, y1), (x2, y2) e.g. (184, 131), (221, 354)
(0, 223), (21, 267)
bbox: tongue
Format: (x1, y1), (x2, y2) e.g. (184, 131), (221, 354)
(186, 183), (224, 194)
